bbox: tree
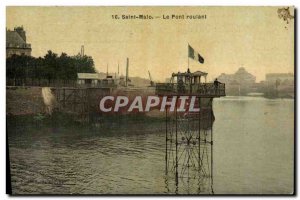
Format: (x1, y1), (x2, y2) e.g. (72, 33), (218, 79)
(6, 50), (97, 86)
(57, 52), (77, 81)
(72, 54), (96, 74)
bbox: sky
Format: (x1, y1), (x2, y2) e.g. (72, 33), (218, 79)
(6, 6), (294, 82)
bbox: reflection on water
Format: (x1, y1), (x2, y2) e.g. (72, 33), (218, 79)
(7, 96), (294, 194)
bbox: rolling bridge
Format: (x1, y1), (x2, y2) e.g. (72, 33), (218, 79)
(155, 70), (225, 194)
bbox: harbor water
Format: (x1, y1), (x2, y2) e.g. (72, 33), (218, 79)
(7, 96), (294, 194)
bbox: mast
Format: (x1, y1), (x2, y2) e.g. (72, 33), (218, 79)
(126, 58), (129, 87)
(106, 63), (109, 77)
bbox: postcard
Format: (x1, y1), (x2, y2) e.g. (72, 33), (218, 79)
(6, 6), (295, 195)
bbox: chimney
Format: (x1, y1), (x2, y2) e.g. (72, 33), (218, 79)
(126, 58), (129, 87)
(107, 63), (109, 77)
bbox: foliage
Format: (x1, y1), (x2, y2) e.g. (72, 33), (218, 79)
(33, 113), (46, 122)
(6, 51), (96, 85)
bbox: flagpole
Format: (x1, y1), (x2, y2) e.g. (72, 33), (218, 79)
(188, 43), (190, 69)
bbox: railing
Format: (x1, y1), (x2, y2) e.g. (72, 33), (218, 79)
(77, 83), (118, 89)
(6, 78), (117, 89)
(155, 83), (226, 97)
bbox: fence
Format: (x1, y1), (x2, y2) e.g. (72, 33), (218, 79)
(155, 83), (226, 97)
(6, 78), (117, 88)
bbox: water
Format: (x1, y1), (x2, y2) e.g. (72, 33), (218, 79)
(7, 96), (294, 194)
(213, 96), (294, 194)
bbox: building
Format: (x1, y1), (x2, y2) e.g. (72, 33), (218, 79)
(6, 26), (32, 58)
(77, 73), (101, 85)
(217, 67), (256, 95)
(264, 73), (294, 98)
(218, 67), (256, 85)
(265, 73), (294, 85)
(77, 73), (117, 87)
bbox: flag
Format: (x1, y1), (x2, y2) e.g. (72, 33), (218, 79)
(188, 44), (204, 64)
(188, 45), (195, 59)
(197, 53), (204, 64)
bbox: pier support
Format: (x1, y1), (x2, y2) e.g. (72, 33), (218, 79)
(165, 96), (214, 194)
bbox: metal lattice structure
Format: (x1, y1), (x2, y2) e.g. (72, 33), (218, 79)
(164, 97), (214, 194)
(155, 69), (225, 194)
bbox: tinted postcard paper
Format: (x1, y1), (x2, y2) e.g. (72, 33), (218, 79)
(6, 6), (294, 195)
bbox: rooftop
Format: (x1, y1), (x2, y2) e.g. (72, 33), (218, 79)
(77, 73), (100, 80)
(172, 70), (208, 77)
(6, 26), (31, 48)
(266, 73), (294, 78)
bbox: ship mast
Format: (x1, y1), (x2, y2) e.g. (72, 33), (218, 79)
(126, 58), (129, 87)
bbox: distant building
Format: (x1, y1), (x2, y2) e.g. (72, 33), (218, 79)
(6, 26), (32, 58)
(77, 73), (117, 87)
(265, 73), (294, 85)
(264, 73), (294, 98)
(217, 67), (256, 95)
(218, 67), (256, 85)
(77, 73), (101, 85)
